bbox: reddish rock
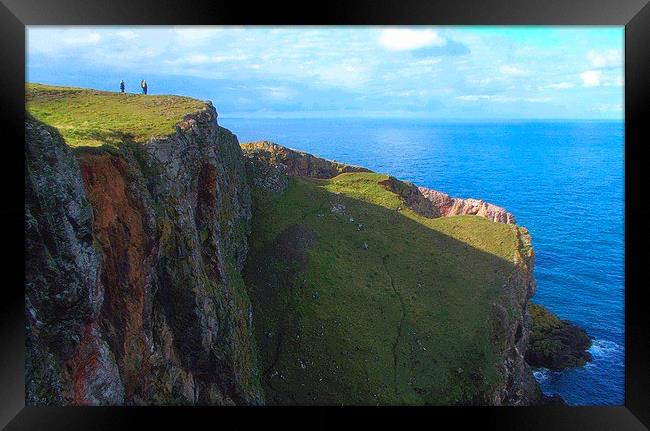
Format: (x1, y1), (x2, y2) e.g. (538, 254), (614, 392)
(64, 322), (124, 405)
(78, 153), (155, 399)
(418, 186), (515, 224)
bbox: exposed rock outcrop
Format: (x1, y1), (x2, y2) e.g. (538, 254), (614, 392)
(418, 186), (515, 224)
(378, 176), (441, 217)
(526, 303), (592, 371)
(241, 141), (371, 186)
(25, 106), (263, 405)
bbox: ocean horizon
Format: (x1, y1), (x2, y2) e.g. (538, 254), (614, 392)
(220, 116), (625, 406)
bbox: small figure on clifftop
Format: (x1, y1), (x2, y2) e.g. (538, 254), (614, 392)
(140, 79), (148, 95)
(119, 80), (125, 93)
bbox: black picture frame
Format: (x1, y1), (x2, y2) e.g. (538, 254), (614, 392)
(2, 0), (648, 429)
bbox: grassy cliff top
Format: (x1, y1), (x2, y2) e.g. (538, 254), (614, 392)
(26, 83), (209, 147)
(245, 171), (526, 405)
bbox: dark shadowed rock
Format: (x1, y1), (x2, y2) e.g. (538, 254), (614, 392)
(526, 303), (593, 371)
(378, 176), (441, 217)
(489, 226), (542, 405)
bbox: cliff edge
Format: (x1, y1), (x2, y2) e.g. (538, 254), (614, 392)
(26, 85), (262, 405)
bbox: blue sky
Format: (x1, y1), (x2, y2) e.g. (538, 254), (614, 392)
(27, 26), (624, 119)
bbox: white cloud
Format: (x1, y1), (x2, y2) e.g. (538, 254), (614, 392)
(413, 58), (442, 66)
(587, 49), (622, 68)
(457, 94), (550, 103)
(62, 31), (101, 46)
(594, 103), (622, 113)
(316, 63), (371, 87)
(580, 70), (603, 87)
(379, 28), (446, 51)
(467, 76), (495, 87)
(166, 54), (248, 66)
(580, 50), (622, 88)
(456, 94), (518, 102)
(396, 60), (442, 78)
(522, 96), (552, 103)
(545, 82), (575, 89)
(115, 30), (137, 40)
(604, 76), (624, 87)
(499, 65), (528, 76)
(173, 27), (222, 46)
(457, 95), (490, 101)
(258, 86), (292, 99)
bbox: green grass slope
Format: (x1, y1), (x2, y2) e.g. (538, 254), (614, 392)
(244, 172), (525, 405)
(26, 83), (207, 147)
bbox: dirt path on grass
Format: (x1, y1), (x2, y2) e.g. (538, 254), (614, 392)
(382, 254), (406, 398)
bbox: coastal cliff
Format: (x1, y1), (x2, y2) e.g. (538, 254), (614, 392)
(26, 86), (262, 405)
(242, 143), (540, 404)
(26, 84), (578, 406)
(242, 142), (515, 224)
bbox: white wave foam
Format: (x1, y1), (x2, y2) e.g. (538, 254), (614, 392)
(588, 338), (622, 359)
(533, 369), (549, 383)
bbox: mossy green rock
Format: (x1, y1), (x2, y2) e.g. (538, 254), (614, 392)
(526, 303), (592, 370)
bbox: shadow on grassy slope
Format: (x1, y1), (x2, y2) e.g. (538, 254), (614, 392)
(244, 175), (524, 405)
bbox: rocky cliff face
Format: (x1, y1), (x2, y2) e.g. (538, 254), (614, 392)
(241, 141), (371, 183)
(418, 186), (515, 224)
(490, 226), (541, 404)
(25, 114), (124, 405)
(25, 107), (263, 405)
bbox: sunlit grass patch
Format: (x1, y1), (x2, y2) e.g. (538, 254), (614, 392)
(26, 83), (208, 147)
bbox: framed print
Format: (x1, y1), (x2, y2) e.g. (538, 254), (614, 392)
(1, 0), (649, 429)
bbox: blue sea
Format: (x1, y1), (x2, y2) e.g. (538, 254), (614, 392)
(220, 117), (625, 406)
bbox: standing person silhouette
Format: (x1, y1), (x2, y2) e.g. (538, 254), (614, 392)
(141, 79), (148, 95)
(119, 80), (125, 93)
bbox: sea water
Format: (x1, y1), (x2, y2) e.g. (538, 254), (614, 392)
(220, 117), (625, 405)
